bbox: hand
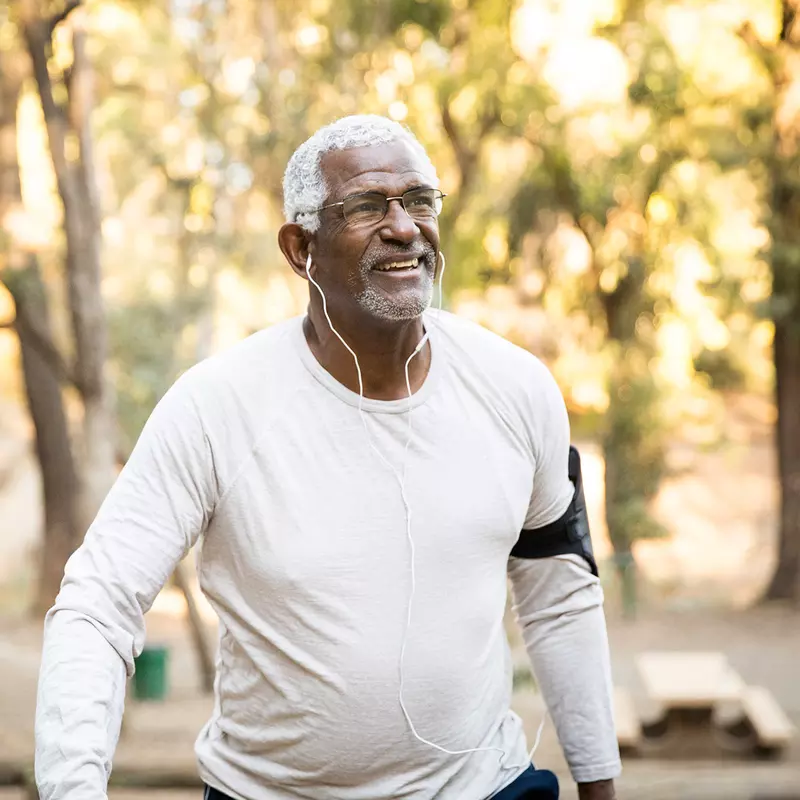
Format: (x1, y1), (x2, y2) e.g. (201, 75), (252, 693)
(577, 779), (616, 800)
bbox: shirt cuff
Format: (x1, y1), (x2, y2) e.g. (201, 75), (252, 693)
(571, 759), (622, 784)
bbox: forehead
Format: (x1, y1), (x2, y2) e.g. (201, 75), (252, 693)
(320, 139), (435, 200)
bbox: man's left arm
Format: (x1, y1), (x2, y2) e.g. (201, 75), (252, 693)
(509, 360), (620, 798)
(508, 554), (620, 798)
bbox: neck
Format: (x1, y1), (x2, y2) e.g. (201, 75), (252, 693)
(303, 301), (431, 401)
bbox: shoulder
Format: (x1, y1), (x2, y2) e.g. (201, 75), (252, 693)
(431, 310), (562, 404)
(181, 316), (300, 386)
(150, 317), (306, 494)
(433, 310), (568, 460)
(196, 316), (300, 377)
(165, 316), (304, 422)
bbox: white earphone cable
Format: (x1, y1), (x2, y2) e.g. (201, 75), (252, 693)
(304, 251), (545, 770)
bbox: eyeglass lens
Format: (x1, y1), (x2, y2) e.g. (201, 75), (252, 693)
(341, 188), (443, 224)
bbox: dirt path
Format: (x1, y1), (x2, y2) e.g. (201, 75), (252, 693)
(1, 393), (795, 797)
(2, 601), (798, 799)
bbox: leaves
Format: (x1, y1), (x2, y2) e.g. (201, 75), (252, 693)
(4, 0), (790, 557)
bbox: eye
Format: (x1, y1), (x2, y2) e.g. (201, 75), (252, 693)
(343, 193), (386, 220)
(405, 189), (438, 215)
(407, 192), (433, 208)
(352, 199), (384, 213)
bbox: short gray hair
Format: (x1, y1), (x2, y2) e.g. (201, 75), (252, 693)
(282, 114), (439, 233)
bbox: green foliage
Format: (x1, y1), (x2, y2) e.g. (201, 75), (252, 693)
(389, 0), (451, 37)
(693, 348), (748, 391)
(500, 4), (689, 553)
(511, 665), (537, 690)
(108, 297), (194, 456)
(603, 362), (669, 552)
(5, 0), (785, 565)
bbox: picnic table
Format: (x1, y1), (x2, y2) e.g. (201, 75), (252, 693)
(613, 651), (794, 759)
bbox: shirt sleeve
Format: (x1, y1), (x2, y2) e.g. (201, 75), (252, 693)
(508, 555), (621, 783)
(510, 360), (620, 783)
(522, 360), (574, 530)
(34, 370), (218, 800)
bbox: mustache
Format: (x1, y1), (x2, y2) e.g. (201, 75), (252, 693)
(360, 243), (437, 272)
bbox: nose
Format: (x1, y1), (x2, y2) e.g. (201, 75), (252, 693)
(379, 197), (420, 245)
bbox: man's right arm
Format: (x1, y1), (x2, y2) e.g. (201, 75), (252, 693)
(35, 370), (218, 800)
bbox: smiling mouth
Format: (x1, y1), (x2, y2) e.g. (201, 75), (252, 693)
(372, 257), (419, 272)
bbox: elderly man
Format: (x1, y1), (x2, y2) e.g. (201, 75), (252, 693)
(35, 115), (620, 800)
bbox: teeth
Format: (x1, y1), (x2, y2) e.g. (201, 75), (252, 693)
(374, 258), (419, 271)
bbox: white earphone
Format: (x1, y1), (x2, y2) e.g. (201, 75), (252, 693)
(304, 251), (545, 770)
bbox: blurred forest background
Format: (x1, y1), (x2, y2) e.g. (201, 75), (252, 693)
(0, 0), (798, 623)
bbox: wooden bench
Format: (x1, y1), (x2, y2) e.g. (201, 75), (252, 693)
(740, 685), (795, 754)
(635, 651), (747, 758)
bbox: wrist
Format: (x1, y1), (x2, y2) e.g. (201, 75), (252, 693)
(578, 779), (616, 800)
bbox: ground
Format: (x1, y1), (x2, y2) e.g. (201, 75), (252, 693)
(1, 393), (797, 798)
(1, 599), (798, 800)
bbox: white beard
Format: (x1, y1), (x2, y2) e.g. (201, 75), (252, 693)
(353, 267), (434, 321)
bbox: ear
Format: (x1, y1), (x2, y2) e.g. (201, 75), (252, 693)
(278, 223), (315, 280)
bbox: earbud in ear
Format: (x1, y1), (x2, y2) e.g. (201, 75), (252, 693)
(436, 251), (446, 311)
(305, 253), (313, 275)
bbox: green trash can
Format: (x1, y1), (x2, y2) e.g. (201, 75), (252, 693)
(133, 645), (169, 701)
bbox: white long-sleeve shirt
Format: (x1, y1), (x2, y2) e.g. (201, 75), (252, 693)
(35, 311), (620, 800)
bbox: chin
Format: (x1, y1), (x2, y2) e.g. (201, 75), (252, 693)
(355, 290), (432, 323)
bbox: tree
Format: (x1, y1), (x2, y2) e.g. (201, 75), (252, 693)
(18, 0), (116, 529)
(745, 1), (800, 602)
(0, 0), (116, 613)
(501, 3), (688, 604)
(2, 0), (784, 616)
(0, 15), (82, 618)
(499, 0), (766, 609)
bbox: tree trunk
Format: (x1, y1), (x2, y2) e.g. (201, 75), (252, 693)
(65, 18), (116, 530)
(0, 38), (81, 616)
(172, 560), (216, 694)
(602, 341), (640, 619)
(763, 0), (800, 602)
(765, 322), (800, 600)
(10, 260), (82, 617)
(601, 262), (644, 564)
(20, 0), (116, 532)
(600, 256), (666, 617)
(0, 48), (23, 211)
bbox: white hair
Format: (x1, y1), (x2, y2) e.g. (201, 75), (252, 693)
(282, 114), (438, 233)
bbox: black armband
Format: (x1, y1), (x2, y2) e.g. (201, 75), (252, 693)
(510, 445), (598, 576)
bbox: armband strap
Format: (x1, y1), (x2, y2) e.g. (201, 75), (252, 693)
(510, 445), (598, 576)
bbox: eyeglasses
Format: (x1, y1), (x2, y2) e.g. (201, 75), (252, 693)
(309, 187), (446, 226)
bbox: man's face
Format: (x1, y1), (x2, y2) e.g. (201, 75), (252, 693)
(312, 139), (440, 324)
